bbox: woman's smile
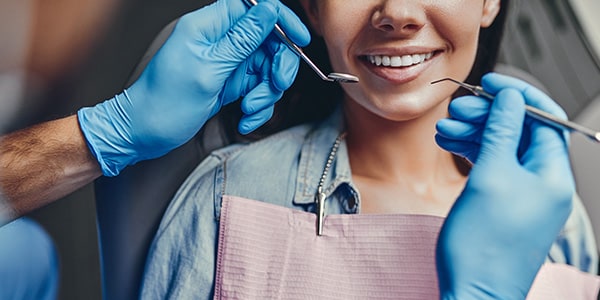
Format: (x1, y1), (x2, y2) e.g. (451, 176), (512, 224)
(299, 0), (500, 121)
(358, 49), (443, 84)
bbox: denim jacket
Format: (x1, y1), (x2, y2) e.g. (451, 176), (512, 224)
(140, 110), (598, 299)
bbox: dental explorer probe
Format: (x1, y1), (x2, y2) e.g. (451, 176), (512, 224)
(431, 78), (600, 143)
(242, 0), (359, 83)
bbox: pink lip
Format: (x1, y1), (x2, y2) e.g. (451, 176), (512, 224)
(361, 46), (439, 57)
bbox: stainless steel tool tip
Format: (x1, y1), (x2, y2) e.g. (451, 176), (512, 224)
(327, 73), (359, 83)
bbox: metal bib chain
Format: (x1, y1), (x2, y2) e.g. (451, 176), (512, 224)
(315, 133), (346, 236)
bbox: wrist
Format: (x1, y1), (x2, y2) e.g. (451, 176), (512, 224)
(77, 91), (136, 176)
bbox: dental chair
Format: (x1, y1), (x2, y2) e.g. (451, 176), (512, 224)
(94, 1), (600, 299)
(93, 20), (233, 300)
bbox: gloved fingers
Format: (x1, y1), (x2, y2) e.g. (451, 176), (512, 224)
(270, 43), (301, 92)
(220, 41), (285, 99)
(212, 0), (280, 63)
(520, 121), (575, 226)
(435, 134), (480, 164)
(482, 73), (567, 120)
(180, 0), (249, 43)
(238, 0), (311, 48)
(240, 80), (283, 116)
(520, 120), (572, 177)
(447, 95), (490, 123)
(220, 66), (251, 106)
(222, 29), (300, 99)
(187, 0), (310, 46)
(436, 96), (489, 162)
(482, 73), (572, 175)
(219, 47), (272, 106)
(436, 118), (483, 144)
(210, 0), (309, 63)
(268, 0), (311, 47)
(477, 88), (526, 162)
(238, 77), (282, 134)
(238, 105), (276, 134)
(220, 40), (298, 107)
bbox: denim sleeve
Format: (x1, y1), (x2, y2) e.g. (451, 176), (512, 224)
(547, 193), (598, 274)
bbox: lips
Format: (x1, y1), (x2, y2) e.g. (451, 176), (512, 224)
(357, 50), (440, 83)
(364, 52), (435, 68)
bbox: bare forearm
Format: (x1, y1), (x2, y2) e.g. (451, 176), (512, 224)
(0, 115), (101, 222)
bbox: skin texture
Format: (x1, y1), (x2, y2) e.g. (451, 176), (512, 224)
(0, 116), (102, 222)
(299, 0), (500, 215)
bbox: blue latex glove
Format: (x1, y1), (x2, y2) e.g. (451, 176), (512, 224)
(0, 218), (59, 300)
(435, 73), (574, 299)
(78, 0), (310, 176)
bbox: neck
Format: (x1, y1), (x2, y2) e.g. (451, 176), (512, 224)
(343, 97), (468, 215)
(344, 99), (462, 185)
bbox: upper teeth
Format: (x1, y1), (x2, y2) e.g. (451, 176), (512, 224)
(367, 52), (434, 67)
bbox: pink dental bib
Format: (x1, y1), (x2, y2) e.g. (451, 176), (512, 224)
(214, 195), (600, 299)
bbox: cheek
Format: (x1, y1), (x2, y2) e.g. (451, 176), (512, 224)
(317, 6), (366, 70)
(435, 17), (483, 79)
(435, 3), (484, 55)
(317, 1), (366, 34)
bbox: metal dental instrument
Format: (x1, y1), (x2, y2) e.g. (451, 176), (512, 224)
(316, 187), (326, 236)
(243, 0), (359, 83)
(431, 78), (600, 143)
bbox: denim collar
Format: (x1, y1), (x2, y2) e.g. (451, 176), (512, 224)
(293, 108), (357, 206)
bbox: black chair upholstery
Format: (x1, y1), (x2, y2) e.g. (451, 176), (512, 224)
(94, 20), (231, 300)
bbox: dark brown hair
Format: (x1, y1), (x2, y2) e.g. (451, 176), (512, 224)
(213, 0), (510, 145)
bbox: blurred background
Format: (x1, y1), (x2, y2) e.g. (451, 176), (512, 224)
(2, 0), (600, 299)
(1, 0), (210, 298)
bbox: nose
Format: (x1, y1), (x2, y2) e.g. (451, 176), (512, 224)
(371, 1), (426, 35)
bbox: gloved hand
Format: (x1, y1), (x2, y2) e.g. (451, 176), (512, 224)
(435, 73), (574, 299)
(78, 0), (310, 176)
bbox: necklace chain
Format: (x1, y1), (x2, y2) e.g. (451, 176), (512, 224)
(317, 133), (346, 194)
(315, 132), (346, 236)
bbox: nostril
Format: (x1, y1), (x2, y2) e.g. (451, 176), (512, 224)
(371, 5), (425, 34)
(379, 24), (395, 32)
(402, 24), (421, 31)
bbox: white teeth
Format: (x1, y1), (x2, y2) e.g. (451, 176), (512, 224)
(382, 56), (391, 66)
(390, 56), (401, 67)
(366, 52), (435, 67)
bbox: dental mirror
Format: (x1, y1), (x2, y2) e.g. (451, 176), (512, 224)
(327, 72), (360, 83)
(243, 0), (359, 84)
